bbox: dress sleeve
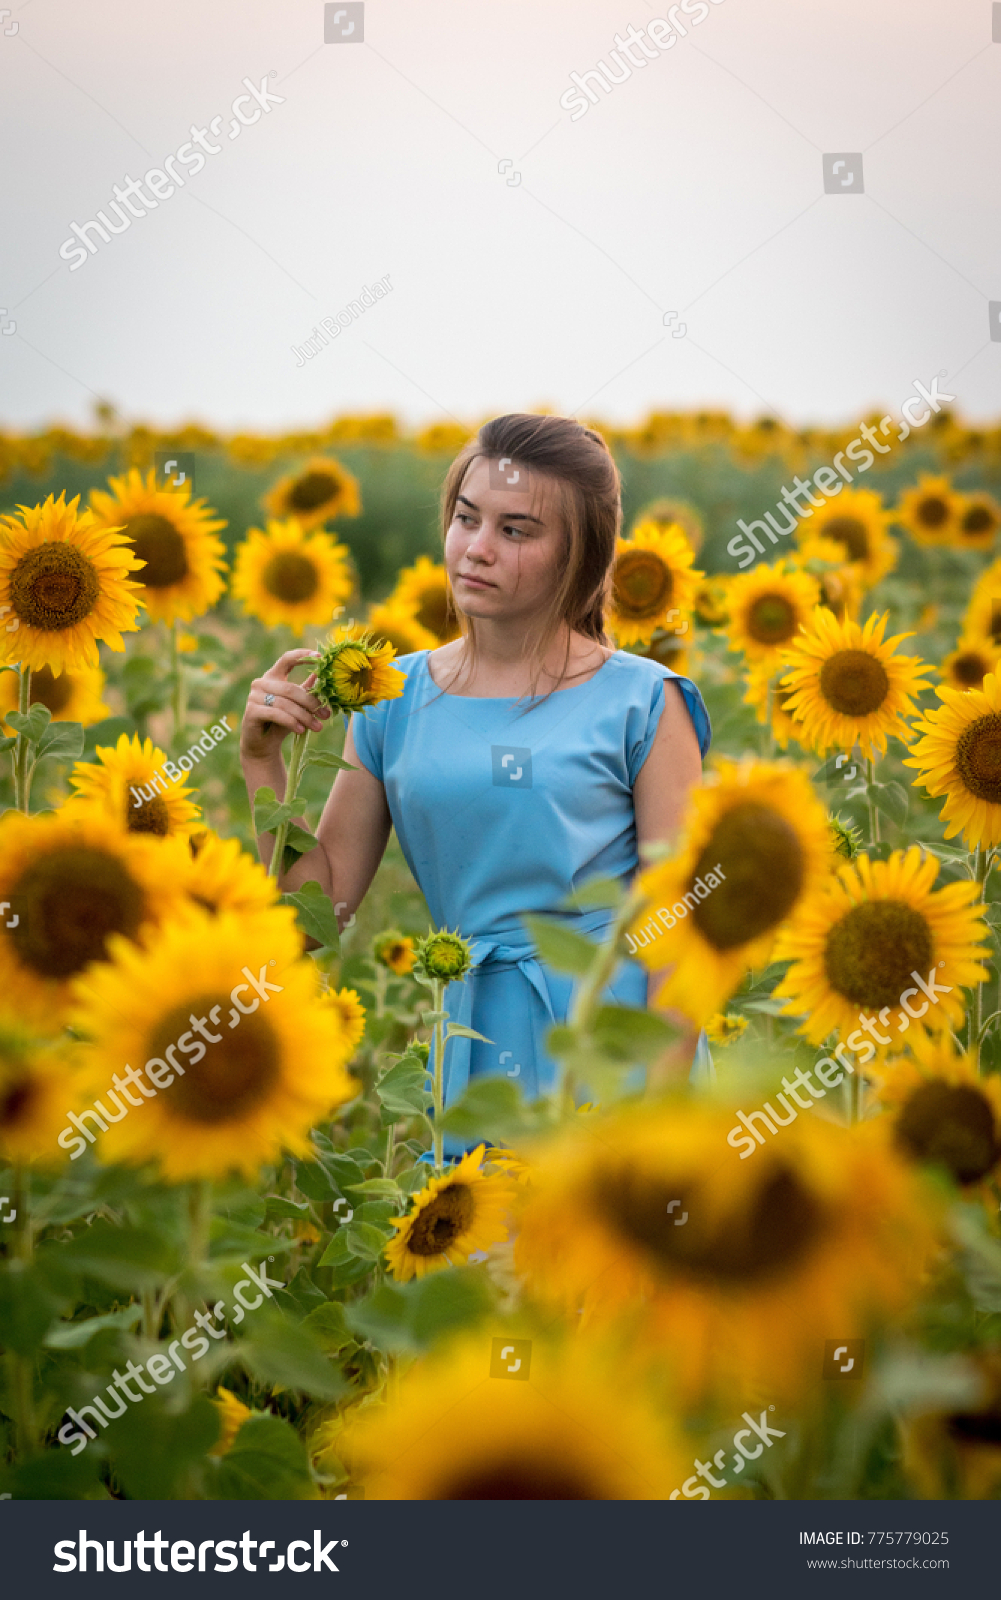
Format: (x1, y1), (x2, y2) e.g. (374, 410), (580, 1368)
(628, 668), (711, 784)
(349, 701), (389, 782)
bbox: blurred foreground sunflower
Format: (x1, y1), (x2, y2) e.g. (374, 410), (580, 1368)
(177, 832), (281, 917)
(87, 468), (227, 624)
(0, 493), (143, 672)
(0, 662), (109, 730)
(68, 732), (201, 840)
(895, 474), (961, 547)
(515, 1101), (939, 1402)
(231, 520), (354, 636)
(321, 987), (366, 1055)
(387, 556), (460, 647)
(263, 456), (361, 529)
(208, 1389), (253, 1457)
(904, 671), (1001, 849)
(608, 521), (702, 647)
(774, 846), (990, 1051)
(339, 1335), (689, 1498)
(873, 1033), (1001, 1193)
(722, 562), (819, 669)
(0, 1019), (81, 1166)
(779, 609), (931, 760)
(902, 1352), (1001, 1499)
(70, 907), (357, 1181)
(794, 487), (897, 588)
(385, 1145), (511, 1281)
(0, 809), (185, 1025)
(631, 760), (830, 1025)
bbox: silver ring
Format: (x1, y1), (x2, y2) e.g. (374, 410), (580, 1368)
(263, 693), (275, 706)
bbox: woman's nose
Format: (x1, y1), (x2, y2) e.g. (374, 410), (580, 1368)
(465, 524), (495, 561)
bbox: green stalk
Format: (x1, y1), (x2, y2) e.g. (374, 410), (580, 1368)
(383, 1122), (395, 1180)
(8, 1164), (38, 1457)
(170, 620), (187, 740)
(763, 673), (776, 761)
(972, 845), (990, 1069)
(431, 978), (446, 1175)
(268, 729), (309, 881)
(865, 757), (880, 847)
(12, 664), (31, 813)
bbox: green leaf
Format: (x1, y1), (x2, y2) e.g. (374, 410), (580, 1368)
(240, 1310), (347, 1400)
(376, 1058), (431, 1117)
(0, 1260), (64, 1354)
(317, 1228), (351, 1268)
(305, 751), (356, 771)
(344, 1220), (392, 1261)
(523, 914), (597, 976)
(44, 1304), (144, 1349)
(591, 1004), (677, 1063)
(563, 875), (624, 911)
(105, 1395), (221, 1500)
(263, 1195), (312, 1221)
(252, 785), (294, 835)
(346, 1268), (494, 1354)
(272, 1266), (328, 1322)
(6, 704), (51, 743)
(346, 1177), (403, 1201)
(293, 1159), (338, 1202)
(743, 998), (787, 1016)
(55, 1221), (178, 1290)
(34, 719), (85, 763)
(301, 1299), (353, 1353)
(439, 1077), (540, 1143)
(0, 734), (16, 753)
(280, 879), (341, 950)
(445, 1023), (492, 1043)
(421, 1009), (449, 1025)
(869, 780), (909, 827)
(215, 1413), (314, 1500)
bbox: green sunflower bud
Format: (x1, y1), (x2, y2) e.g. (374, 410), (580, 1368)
(415, 928), (473, 983)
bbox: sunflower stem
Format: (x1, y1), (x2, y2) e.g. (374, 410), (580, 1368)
(431, 978), (445, 1175)
(865, 757), (881, 847)
(8, 1164), (38, 1458)
(383, 1122), (395, 1180)
(763, 673), (776, 762)
(12, 663), (32, 813)
(972, 844), (989, 1068)
(268, 729), (310, 881)
(170, 620), (187, 740)
(179, 1179), (213, 1357)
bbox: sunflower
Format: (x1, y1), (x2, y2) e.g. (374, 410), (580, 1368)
(0, 1020), (81, 1166)
(693, 578), (729, 626)
(339, 1333), (687, 1499)
(905, 671), (1001, 849)
(631, 760), (831, 1025)
(901, 1352), (1001, 1499)
(68, 732), (202, 840)
(872, 1034), (1001, 1192)
(263, 456), (361, 530)
(69, 907), (357, 1181)
(0, 661), (110, 730)
(773, 846), (990, 1050)
(607, 521), (702, 647)
(87, 468), (227, 625)
(387, 556), (460, 647)
(940, 636), (1001, 693)
(415, 928), (473, 982)
(0, 809), (185, 1025)
(0, 493), (143, 673)
(828, 812), (864, 865)
(631, 496), (704, 555)
(208, 1389), (253, 1457)
(705, 1013), (748, 1045)
(321, 987), (366, 1055)
(954, 491), (1001, 552)
(230, 520), (355, 637)
(177, 832), (281, 917)
(894, 474), (962, 547)
(793, 487), (897, 588)
(373, 930), (416, 974)
(312, 627), (407, 714)
(385, 1145), (512, 1281)
(778, 609), (932, 761)
(742, 661), (805, 751)
(514, 1101), (940, 1403)
(364, 601), (427, 659)
(791, 535), (862, 623)
(722, 562), (820, 669)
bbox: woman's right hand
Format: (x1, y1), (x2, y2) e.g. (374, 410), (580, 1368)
(240, 648), (332, 760)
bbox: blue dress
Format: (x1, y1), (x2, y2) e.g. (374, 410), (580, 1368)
(351, 650), (712, 1134)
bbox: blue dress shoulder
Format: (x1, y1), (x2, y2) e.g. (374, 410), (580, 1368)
(351, 650), (712, 1133)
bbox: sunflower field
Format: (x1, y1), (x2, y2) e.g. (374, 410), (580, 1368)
(3, 407), (1001, 1504)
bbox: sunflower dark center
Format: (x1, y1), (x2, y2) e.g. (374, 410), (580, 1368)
(952, 652), (988, 689)
(9, 544), (101, 631)
(961, 506), (994, 536)
(819, 649), (890, 716)
(946, 1410), (1001, 1444)
(918, 496), (948, 528)
(747, 593), (797, 646)
(126, 791), (172, 837)
(822, 517), (869, 562)
(126, 514), (189, 587)
(8, 845), (146, 979)
(895, 1081), (1000, 1185)
(414, 585), (453, 640)
(261, 550), (320, 603)
(613, 551), (673, 620)
(407, 1183), (475, 1256)
(0, 1077), (36, 1128)
(443, 1460), (598, 1499)
(824, 900), (934, 1010)
(147, 997), (281, 1123)
(341, 663), (373, 695)
(689, 801), (806, 951)
(28, 665), (74, 715)
(596, 1164), (825, 1284)
(287, 471), (338, 512)
(954, 714), (1001, 804)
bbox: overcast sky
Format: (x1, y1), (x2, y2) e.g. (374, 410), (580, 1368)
(1, 0), (999, 432)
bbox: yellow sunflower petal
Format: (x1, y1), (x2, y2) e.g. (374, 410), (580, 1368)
(88, 468), (227, 625)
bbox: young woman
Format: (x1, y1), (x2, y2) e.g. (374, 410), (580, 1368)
(240, 414), (711, 1130)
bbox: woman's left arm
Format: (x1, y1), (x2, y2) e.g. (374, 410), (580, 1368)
(632, 681), (704, 1059)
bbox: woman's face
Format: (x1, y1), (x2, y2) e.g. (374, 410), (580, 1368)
(444, 456), (564, 628)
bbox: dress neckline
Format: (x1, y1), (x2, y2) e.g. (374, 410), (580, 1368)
(421, 648), (621, 702)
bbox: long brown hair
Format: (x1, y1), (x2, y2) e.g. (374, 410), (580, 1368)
(439, 413), (622, 694)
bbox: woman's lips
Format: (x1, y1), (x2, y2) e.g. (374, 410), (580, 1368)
(456, 573), (495, 589)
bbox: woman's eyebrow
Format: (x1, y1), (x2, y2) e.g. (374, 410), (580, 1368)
(456, 492), (544, 525)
